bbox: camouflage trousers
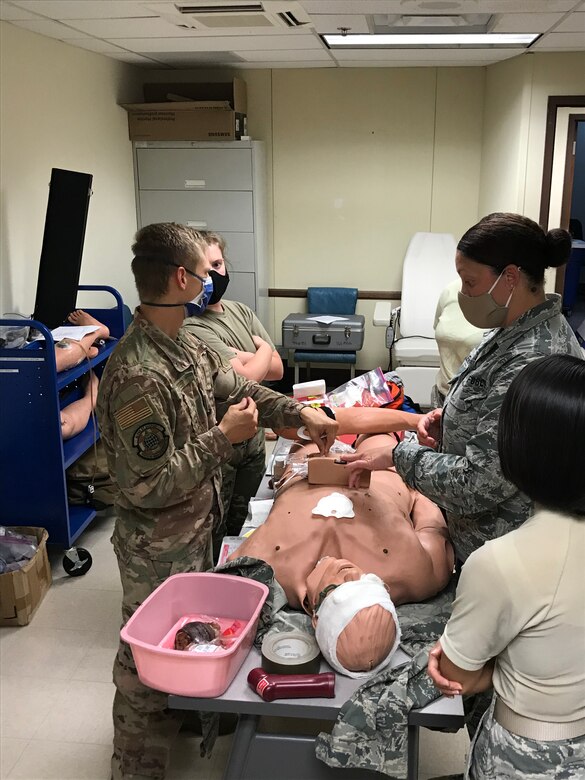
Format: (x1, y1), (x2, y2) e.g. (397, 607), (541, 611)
(467, 694), (585, 779)
(111, 527), (214, 780)
(212, 429), (266, 560)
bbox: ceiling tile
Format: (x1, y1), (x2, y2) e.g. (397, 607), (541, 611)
(108, 50), (166, 65)
(11, 18), (90, 38)
(0, 1), (40, 20)
(52, 16), (200, 37)
(64, 37), (135, 53)
(244, 60), (335, 68)
(310, 14), (370, 34)
(10, 1), (157, 19)
(236, 48), (333, 61)
(532, 30), (585, 48)
(554, 12), (585, 33)
(301, 1), (578, 12)
(491, 13), (565, 33)
(331, 46), (525, 63)
(134, 50), (245, 66)
(113, 33), (326, 52)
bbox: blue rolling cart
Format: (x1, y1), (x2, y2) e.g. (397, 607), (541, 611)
(0, 285), (125, 575)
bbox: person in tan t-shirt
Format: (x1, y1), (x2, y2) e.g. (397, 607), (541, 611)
(183, 231), (284, 556)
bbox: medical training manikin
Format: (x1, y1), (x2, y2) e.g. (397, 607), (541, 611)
(230, 433), (454, 677)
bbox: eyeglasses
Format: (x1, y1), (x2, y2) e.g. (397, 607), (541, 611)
(167, 262), (209, 285)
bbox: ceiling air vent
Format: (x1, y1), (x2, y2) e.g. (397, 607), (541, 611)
(153, 1), (313, 30)
(177, 4), (264, 12)
(276, 10), (305, 27)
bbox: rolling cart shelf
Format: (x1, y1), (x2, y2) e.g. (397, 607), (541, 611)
(0, 286), (124, 570)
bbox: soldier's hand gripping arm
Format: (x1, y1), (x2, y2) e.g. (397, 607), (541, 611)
(213, 360), (337, 451)
(218, 397), (258, 444)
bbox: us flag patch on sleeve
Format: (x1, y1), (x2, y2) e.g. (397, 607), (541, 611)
(114, 396), (154, 430)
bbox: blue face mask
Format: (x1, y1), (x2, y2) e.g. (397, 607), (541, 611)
(187, 275), (214, 316)
(182, 271), (213, 317)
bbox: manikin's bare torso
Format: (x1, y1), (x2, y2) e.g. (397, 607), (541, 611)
(233, 436), (453, 610)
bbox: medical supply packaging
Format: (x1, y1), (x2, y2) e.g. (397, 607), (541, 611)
(123, 78), (247, 142)
(282, 314), (365, 352)
(121, 572), (269, 697)
(0, 527), (52, 626)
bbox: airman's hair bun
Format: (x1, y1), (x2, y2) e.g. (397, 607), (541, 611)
(545, 229), (572, 268)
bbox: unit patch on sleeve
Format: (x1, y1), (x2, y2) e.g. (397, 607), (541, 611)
(132, 422), (169, 460)
(114, 396), (154, 430)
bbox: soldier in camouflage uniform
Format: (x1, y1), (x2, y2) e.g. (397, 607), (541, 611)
(97, 223), (337, 780)
(183, 231), (284, 556)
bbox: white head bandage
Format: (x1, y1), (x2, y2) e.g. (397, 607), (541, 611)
(314, 573), (401, 679)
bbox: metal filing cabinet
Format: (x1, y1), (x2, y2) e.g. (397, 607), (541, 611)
(132, 141), (268, 319)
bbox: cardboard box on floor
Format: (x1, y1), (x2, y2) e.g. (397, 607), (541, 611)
(0, 527), (52, 626)
(123, 78), (247, 142)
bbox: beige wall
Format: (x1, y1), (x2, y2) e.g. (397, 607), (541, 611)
(270, 67), (484, 368)
(478, 51), (585, 292)
(524, 52), (585, 222)
(479, 52), (585, 220)
(0, 22), (142, 318)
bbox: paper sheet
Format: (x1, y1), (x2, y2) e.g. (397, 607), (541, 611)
(306, 315), (348, 325)
(49, 325), (101, 341)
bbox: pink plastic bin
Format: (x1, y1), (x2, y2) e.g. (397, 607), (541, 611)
(120, 573), (269, 697)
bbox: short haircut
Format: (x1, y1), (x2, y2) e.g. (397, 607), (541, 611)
(199, 230), (229, 266)
(457, 212), (572, 288)
(131, 223), (206, 300)
(498, 354), (585, 514)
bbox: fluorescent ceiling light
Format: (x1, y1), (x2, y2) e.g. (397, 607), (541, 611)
(323, 33), (539, 48)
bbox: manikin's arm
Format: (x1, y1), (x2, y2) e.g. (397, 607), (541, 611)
(60, 374), (99, 439)
(273, 406), (421, 440)
(411, 491), (455, 593)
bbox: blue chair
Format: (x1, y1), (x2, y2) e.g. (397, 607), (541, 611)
(292, 287), (359, 385)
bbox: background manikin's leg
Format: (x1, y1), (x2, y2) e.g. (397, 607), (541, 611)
(54, 310), (110, 373)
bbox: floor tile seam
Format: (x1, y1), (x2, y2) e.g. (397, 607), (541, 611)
(24, 679), (115, 742)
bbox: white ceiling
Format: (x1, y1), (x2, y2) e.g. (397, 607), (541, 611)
(1, 0), (584, 69)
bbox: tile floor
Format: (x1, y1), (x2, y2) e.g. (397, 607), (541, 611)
(1, 442), (469, 779)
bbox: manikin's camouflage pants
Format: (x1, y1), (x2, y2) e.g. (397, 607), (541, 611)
(111, 526), (213, 780)
(467, 694), (585, 779)
(212, 429), (266, 561)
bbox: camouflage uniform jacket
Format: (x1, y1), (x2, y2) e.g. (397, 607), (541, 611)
(97, 312), (304, 562)
(394, 295), (583, 562)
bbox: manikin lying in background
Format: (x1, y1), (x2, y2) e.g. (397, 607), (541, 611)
(230, 434), (454, 677)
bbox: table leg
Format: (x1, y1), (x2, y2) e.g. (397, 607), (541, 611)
(407, 724), (420, 780)
(224, 714), (260, 780)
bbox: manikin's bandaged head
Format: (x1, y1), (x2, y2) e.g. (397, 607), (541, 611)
(305, 557), (401, 678)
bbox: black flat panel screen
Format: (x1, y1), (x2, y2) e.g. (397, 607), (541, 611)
(33, 168), (93, 330)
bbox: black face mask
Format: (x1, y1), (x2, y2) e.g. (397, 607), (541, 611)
(208, 269), (230, 304)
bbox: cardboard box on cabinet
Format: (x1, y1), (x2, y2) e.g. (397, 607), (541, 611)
(123, 78), (247, 142)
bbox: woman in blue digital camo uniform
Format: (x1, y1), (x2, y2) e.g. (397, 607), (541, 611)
(97, 223), (337, 780)
(345, 213), (583, 561)
(343, 212), (583, 737)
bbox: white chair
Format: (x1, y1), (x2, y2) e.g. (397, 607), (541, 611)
(374, 232), (458, 408)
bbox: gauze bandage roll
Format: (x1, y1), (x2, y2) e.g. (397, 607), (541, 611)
(315, 573), (401, 678)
